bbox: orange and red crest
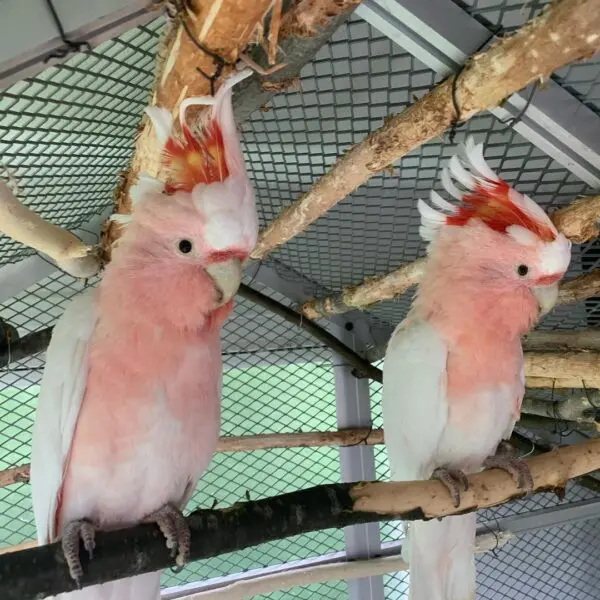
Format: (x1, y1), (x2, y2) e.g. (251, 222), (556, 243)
(445, 179), (556, 242)
(162, 119), (229, 194)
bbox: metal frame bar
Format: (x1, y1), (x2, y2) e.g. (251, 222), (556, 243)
(247, 259), (394, 355)
(356, 0), (600, 187)
(331, 326), (385, 600)
(0, 0), (159, 89)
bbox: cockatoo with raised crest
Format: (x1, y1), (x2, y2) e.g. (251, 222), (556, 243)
(383, 137), (571, 600)
(30, 68), (258, 600)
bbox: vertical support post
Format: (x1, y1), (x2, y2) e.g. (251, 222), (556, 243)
(332, 324), (385, 600)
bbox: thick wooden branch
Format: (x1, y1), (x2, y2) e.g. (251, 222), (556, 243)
(303, 264), (600, 319)
(550, 195), (600, 243)
(523, 329), (600, 351)
(250, 0), (600, 260)
(2, 437), (599, 600)
(0, 182), (101, 278)
(557, 269), (600, 305)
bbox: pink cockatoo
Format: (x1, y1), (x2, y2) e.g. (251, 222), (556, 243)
(30, 67), (258, 600)
(383, 137), (571, 600)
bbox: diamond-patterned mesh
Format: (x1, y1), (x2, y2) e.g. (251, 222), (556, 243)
(0, 18), (164, 264)
(1, 3), (600, 600)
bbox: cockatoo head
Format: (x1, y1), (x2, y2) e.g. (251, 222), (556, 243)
(415, 137), (571, 333)
(109, 69), (258, 327)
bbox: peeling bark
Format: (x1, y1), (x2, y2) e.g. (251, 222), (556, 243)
(550, 195), (600, 243)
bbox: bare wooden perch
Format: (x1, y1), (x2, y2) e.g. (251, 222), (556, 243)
(302, 192), (600, 318)
(303, 264), (600, 319)
(251, 0), (600, 260)
(0, 182), (101, 278)
(2, 437), (599, 600)
(2, 388), (598, 492)
(551, 195), (600, 243)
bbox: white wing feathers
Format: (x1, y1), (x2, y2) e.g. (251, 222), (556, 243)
(382, 317), (449, 482)
(30, 290), (98, 544)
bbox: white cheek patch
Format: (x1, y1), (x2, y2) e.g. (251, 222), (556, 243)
(192, 179), (257, 253)
(538, 233), (572, 275)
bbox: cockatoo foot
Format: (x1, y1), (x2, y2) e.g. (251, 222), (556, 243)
(144, 503), (190, 569)
(61, 519), (96, 587)
(431, 467), (469, 508)
(483, 455), (534, 492)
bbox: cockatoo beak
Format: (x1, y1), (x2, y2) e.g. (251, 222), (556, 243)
(532, 283), (559, 316)
(206, 259), (243, 307)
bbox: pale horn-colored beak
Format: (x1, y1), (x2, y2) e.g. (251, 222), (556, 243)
(532, 283), (559, 317)
(206, 259), (243, 307)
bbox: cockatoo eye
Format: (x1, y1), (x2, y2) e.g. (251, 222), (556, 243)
(177, 239), (193, 254)
(517, 264), (529, 277)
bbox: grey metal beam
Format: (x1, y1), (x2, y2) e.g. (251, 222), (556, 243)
(0, 0), (159, 89)
(246, 259), (394, 356)
(357, 0), (600, 188)
(332, 326), (385, 600)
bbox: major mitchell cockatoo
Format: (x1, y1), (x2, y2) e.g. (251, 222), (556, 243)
(382, 137), (571, 600)
(30, 67), (258, 600)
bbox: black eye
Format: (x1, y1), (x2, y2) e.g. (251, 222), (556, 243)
(517, 264), (529, 277)
(178, 239), (193, 254)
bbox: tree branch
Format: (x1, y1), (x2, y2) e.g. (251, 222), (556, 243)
(2, 437), (599, 600)
(250, 0), (600, 260)
(0, 182), (101, 278)
(550, 195), (600, 243)
(231, 0), (362, 122)
(300, 190), (600, 319)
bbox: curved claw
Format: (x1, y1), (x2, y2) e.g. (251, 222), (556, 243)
(431, 467), (469, 508)
(144, 503), (191, 568)
(61, 519), (97, 587)
(483, 455), (534, 493)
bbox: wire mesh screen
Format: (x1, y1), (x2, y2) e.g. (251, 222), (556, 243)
(0, 17), (164, 264)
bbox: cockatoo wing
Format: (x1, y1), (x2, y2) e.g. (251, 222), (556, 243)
(382, 317), (449, 482)
(30, 289), (98, 544)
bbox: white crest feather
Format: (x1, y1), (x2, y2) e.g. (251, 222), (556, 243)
(418, 136), (560, 245)
(429, 191), (457, 214)
(178, 68), (253, 130)
(145, 106), (173, 146)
